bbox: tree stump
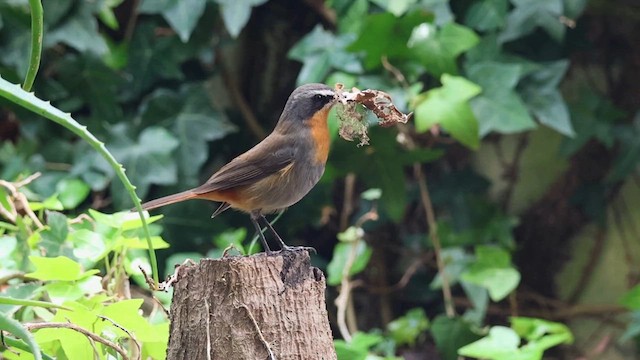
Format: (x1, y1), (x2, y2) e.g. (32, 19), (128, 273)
(166, 249), (337, 360)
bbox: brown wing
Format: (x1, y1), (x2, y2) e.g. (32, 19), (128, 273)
(193, 135), (295, 194)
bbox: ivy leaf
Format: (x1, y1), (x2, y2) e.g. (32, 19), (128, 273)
(138, 84), (237, 183)
(46, 5), (108, 55)
(349, 11), (430, 69)
(458, 326), (520, 359)
(108, 125), (180, 202)
(414, 74), (481, 149)
(289, 25), (362, 85)
(123, 21), (187, 100)
(140, 0), (207, 42)
(499, 0), (565, 43)
(56, 177), (90, 209)
(213, 0), (269, 38)
(466, 61), (536, 135)
(461, 246), (520, 301)
(431, 315), (481, 360)
(518, 60), (573, 136)
(410, 22), (479, 76)
(387, 308), (430, 346)
(464, 0), (508, 31)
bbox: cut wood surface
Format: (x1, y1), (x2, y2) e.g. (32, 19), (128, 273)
(166, 249), (336, 360)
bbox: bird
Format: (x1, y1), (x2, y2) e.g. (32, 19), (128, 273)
(140, 83), (337, 253)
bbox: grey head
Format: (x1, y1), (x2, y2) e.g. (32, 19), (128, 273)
(278, 83), (336, 123)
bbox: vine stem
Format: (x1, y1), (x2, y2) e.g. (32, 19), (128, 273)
(24, 0), (43, 92)
(0, 77), (159, 287)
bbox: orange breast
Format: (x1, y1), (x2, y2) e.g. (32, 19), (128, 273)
(308, 107), (331, 164)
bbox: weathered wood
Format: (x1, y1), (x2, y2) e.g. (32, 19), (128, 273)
(167, 250), (336, 360)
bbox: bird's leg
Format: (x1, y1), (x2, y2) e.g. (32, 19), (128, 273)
(259, 214), (316, 254)
(250, 212), (272, 254)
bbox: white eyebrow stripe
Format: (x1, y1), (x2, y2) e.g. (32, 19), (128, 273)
(312, 89), (335, 97)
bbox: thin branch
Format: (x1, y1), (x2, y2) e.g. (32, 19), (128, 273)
(97, 315), (141, 360)
(340, 173), (356, 231)
(499, 133), (529, 212)
(414, 164), (455, 317)
(24, 322), (130, 360)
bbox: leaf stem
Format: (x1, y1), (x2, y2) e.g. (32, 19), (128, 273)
(23, 0), (43, 92)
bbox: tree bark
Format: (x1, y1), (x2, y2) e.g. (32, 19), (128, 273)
(166, 249), (337, 360)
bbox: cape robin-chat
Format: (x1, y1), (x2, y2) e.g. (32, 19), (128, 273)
(141, 83), (337, 253)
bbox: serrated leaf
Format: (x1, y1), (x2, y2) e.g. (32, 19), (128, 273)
(414, 75), (481, 149)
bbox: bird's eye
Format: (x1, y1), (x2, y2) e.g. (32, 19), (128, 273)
(314, 94), (324, 100)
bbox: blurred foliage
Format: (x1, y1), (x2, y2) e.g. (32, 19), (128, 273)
(2, 0), (640, 359)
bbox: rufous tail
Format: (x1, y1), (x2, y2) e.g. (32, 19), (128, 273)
(141, 190), (198, 211)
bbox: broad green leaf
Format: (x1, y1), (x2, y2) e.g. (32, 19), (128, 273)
(29, 195), (64, 211)
(102, 299), (165, 342)
(326, 241), (372, 285)
(289, 25), (362, 85)
(431, 315), (481, 360)
(39, 211), (69, 256)
(46, 6), (108, 55)
(139, 84), (236, 181)
(26, 256), (98, 281)
(458, 326), (520, 359)
(162, 0), (207, 42)
(471, 93), (536, 135)
(510, 317), (572, 343)
(464, 0), (508, 31)
(460, 246), (520, 301)
(411, 22), (479, 76)
(56, 177), (90, 209)
(349, 11), (430, 69)
(335, 332), (384, 360)
(499, 0), (565, 43)
(0, 313), (42, 360)
(414, 75), (481, 149)
(0, 284), (42, 316)
(519, 61), (573, 136)
(465, 61), (536, 135)
(108, 125), (180, 203)
(387, 308), (430, 346)
(69, 229), (108, 263)
(214, 0), (269, 38)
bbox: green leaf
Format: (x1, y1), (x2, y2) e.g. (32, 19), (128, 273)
(26, 256), (98, 281)
(431, 315), (481, 360)
(335, 331), (383, 360)
(56, 177), (90, 209)
(387, 308), (430, 346)
(620, 285), (640, 310)
(460, 246), (520, 301)
(465, 61), (536, 135)
(349, 11), (430, 69)
(139, 84), (237, 182)
(519, 61), (573, 136)
(108, 125), (180, 202)
(161, 0), (207, 42)
(121, 236), (170, 249)
(46, 5), (108, 55)
(214, 0), (269, 38)
(69, 229), (107, 263)
(510, 317), (572, 343)
(464, 0), (508, 31)
(289, 25), (362, 85)
(369, 0), (418, 17)
(410, 22), (479, 76)
(361, 188), (382, 201)
(327, 241), (373, 286)
(498, 0), (565, 43)
(458, 326), (520, 359)
(414, 74), (481, 149)
(0, 312), (43, 360)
